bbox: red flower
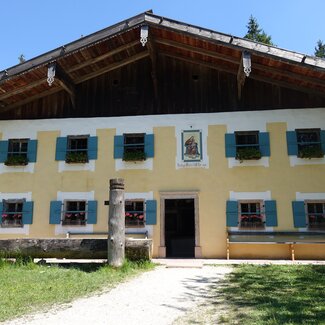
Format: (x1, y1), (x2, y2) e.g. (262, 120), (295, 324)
(138, 215), (144, 220)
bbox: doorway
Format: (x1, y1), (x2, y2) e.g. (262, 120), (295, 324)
(165, 199), (195, 257)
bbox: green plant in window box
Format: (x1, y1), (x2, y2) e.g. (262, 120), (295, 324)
(123, 151), (146, 161)
(298, 146), (324, 159)
(65, 152), (88, 164)
(236, 147), (261, 162)
(4, 155), (28, 166)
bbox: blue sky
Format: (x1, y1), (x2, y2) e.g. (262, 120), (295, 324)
(1, 0), (324, 70)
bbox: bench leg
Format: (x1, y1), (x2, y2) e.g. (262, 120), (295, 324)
(290, 244), (295, 261)
(226, 238), (230, 260)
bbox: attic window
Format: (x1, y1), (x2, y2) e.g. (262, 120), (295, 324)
(192, 75), (199, 81)
(113, 79), (119, 86)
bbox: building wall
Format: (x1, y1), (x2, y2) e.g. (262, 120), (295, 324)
(0, 108), (324, 259)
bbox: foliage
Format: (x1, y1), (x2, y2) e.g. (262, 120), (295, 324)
(298, 146), (324, 159)
(4, 155), (28, 166)
(236, 147), (262, 161)
(244, 15), (274, 46)
(65, 151), (88, 163)
(0, 258), (154, 322)
(314, 40), (325, 58)
(123, 150), (146, 161)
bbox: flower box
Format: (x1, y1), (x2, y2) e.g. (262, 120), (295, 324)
(4, 155), (28, 166)
(236, 147), (261, 162)
(298, 146), (324, 159)
(123, 151), (146, 161)
(65, 152), (88, 164)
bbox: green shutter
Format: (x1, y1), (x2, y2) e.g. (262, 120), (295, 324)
(265, 200), (277, 227)
(286, 131), (298, 156)
(0, 140), (8, 163)
(55, 137), (67, 161)
(114, 135), (124, 159)
(50, 201), (62, 224)
(22, 201), (33, 225)
(226, 201), (238, 227)
(87, 201), (97, 224)
(225, 133), (236, 158)
(292, 201), (306, 228)
(321, 130), (325, 153)
(144, 134), (154, 158)
(146, 200), (157, 225)
(27, 140), (38, 163)
(88, 136), (98, 160)
(259, 132), (270, 157)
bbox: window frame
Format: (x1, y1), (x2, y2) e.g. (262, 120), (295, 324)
(296, 128), (323, 158)
(305, 200), (325, 230)
(123, 133), (146, 161)
(125, 199), (145, 228)
(234, 131), (262, 161)
(66, 135), (89, 163)
(238, 200), (265, 230)
(62, 200), (87, 226)
(1, 199), (25, 228)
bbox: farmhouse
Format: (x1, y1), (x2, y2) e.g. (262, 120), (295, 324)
(0, 11), (324, 259)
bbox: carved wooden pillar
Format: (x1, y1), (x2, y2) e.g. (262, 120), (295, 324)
(108, 178), (125, 267)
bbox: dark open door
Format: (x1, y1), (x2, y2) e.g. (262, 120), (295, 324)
(165, 199), (195, 258)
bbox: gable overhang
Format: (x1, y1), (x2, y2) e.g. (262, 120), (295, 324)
(1, 10), (325, 112)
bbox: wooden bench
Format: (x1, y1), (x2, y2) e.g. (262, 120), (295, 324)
(227, 231), (325, 261)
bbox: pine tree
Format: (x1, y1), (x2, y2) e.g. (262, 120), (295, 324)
(314, 40), (325, 58)
(244, 15), (274, 46)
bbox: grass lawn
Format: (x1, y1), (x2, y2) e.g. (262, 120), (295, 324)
(176, 264), (325, 325)
(0, 258), (154, 322)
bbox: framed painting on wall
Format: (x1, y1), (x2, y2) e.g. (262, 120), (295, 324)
(181, 130), (202, 162)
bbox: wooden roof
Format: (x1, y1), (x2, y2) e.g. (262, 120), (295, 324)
(1, 10), (325, 113)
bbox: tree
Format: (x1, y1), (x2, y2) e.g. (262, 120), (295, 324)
(18, 54), (26, 63)
(314, 40), (325, 58)
(244, 15), (274, 46)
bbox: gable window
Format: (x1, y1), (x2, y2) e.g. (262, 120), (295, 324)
(63, 200), (86, 226)
(239, 201), (264, 229)
(123, 134), (146, 161)
(114, 133), (154, 161)
(0, 139), (38, 166)
(55, 135), (98, 163)
(125, 200), (145, 227)
(49, 200), (97, 225)
(0, 199), (33, 227)
(287, 129), (325, 158)
(225, 131), (270, 160)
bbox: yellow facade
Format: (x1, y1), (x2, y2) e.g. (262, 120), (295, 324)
(0, 110), (324, 259)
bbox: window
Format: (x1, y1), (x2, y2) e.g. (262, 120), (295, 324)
(49, 200), (97, 225)
(306, 202), (325, 230)
(55, 135), (98, 163)
(239, 201), (264, 229)
(297, 129), (323, 158)
(62, 200), (86, 226)
(1, 200), (24, 227)
(287, 129), (325, 158)
(225, 131), (270, 160)
(123, 134), (146, 161)
(66, 135), (89, 163)
(125, 200), (145, 227)
(114, 133), (154, 161)
(226, 200), (277, 228)
(0, 138), (38, 166)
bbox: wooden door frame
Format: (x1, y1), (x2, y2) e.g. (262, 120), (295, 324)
(158, 191), (202, 258)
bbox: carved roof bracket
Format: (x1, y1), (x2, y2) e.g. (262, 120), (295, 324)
(237, 51), (251, 100)
(140, 25), (149, 46)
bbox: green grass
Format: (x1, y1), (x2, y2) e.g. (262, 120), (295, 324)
(218, 265), (325, 325)
(0, 258), (154, 322)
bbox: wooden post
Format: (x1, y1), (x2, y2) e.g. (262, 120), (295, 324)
(226, 237), (230, 260)
(108, 178), (125, 267)
(290, 243), (295, 262)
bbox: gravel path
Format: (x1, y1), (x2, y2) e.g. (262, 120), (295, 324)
(4, 265), (231, 325)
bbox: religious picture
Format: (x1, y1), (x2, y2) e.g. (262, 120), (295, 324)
(182, 130), (202, 162)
